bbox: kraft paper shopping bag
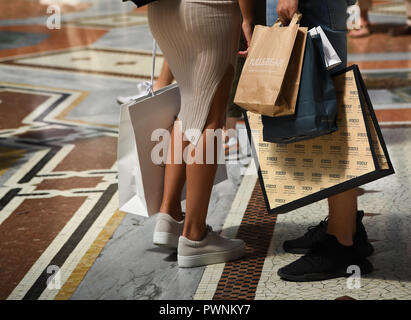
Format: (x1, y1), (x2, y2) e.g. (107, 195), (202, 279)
(243, 65), (394, 214)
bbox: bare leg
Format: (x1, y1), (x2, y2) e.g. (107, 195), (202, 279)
(153, 60), (174, 91)
(183, 66), (235, 241)
(159, 119), (187, 222)
(327, 188), (358, 246)
(225, 117), (238, 132)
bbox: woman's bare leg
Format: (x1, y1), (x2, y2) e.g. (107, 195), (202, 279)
(159, 119), (187, 222)
(183, 66), (235, 241)
(327, 188), (358, 246)
(153, 60), (174, 91)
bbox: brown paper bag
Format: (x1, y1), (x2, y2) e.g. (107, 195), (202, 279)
(243, 65), (394, 214)
(234, 14), (307, 117)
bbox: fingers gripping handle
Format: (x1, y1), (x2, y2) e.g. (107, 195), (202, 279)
(273, 12), (302, 27)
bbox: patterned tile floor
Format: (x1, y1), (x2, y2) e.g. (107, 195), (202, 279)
(0, 0), (410, 300)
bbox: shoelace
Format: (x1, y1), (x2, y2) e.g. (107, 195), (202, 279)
(305, 217), (328, 241)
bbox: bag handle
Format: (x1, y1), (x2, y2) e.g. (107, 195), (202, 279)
(290, 12), (302, 26)
(272, 12), (302, 27)
(149, 38), (157, 96)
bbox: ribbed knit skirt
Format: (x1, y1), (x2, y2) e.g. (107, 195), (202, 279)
(148, 0), (241, 145)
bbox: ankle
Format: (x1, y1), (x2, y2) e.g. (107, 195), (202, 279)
(159, 205), (183, 222)
(183, 224), (207, 241)
(327, 232), (353, 246)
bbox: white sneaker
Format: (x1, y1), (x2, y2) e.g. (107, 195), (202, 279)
(153, 213), (184, 249)
(177, 226), (245, 268)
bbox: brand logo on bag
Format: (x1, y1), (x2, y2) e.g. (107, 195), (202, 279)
(249, 57), (285, 68)
(302, 186), (313, 191)
(275, 171), (286, 176)
(275, 199), (286, 203)
(330, 146), (342, 152)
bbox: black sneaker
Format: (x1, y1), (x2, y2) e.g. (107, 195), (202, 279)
(278, 234), (374, 282)
(283, 210), (374, 257)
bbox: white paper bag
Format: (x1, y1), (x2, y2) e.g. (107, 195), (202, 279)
(118, 83), (228, 217)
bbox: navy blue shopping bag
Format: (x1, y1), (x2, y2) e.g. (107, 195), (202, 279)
(261, 34), (338, 144)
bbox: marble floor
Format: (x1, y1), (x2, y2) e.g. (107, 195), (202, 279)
(0, 0), (410, 300)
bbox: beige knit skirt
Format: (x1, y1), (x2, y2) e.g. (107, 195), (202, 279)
(148, 0), (241, 145)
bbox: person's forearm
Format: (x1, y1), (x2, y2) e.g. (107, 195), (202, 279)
(238, 0), (255, 25)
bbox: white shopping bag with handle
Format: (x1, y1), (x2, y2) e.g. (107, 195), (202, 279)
(117, 40), (228, 217)
(309, 26), (342, 70)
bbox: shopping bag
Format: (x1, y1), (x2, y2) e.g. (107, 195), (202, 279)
(118, 84), (228, 217)
(261, 33), (338, 144)
(117, 84), (178, 217)
(234, 14), (307, 117)
(309, 26), (342, 70)
(243, 65), (394, 214)
(117, 41), (228, 217)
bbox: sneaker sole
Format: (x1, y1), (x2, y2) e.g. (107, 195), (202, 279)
(278, 258), (374, 282)
(284, 241), (375, 257)
(153, 232), (179, 249)
(283, 247), (310, 255)
(178, 243), (246, 268)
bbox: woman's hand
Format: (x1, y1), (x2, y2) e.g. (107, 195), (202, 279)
(238, 21), (253, 58)
(277, 0), (299, 26)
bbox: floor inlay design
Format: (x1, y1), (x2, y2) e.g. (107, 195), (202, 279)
(1, 48), (164, 80)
